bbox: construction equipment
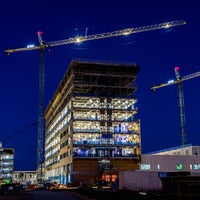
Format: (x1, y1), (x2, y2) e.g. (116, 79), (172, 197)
(151, 67), (200, 145)
(4, 20), (186, 180)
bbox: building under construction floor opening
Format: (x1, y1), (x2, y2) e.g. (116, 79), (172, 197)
(44, 60), (141, 186)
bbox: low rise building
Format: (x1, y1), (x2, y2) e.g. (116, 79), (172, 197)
(141, 154), (200, 172)
(119, 145), (200, 192)
(148, 144), (200, 155)
(12, 171), (37, 185)
(0, 147), (14, 184)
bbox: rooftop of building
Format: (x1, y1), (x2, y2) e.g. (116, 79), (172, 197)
(146, 144), (200, 155)
(45, 59), (140, 115)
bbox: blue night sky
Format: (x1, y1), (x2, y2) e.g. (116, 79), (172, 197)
(0, 0), (199, 170)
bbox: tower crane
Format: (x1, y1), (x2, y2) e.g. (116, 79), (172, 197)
(4, 20), (186, 181)
(151, 67), (200, 146)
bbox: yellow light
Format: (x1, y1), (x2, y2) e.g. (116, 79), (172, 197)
(76, 37), (81, 43)
(123, 31), (130, 35)
(164, 23), (170, 28)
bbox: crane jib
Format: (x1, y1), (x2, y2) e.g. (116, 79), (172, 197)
(5, 20), (186, 54)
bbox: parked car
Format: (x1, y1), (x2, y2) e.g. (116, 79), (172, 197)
(0, 183), (22, 195)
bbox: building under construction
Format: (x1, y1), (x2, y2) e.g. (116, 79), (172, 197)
(44, 60), (141, 185)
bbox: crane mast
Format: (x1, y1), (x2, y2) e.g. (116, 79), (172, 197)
(151, 67), (200, 146)
(5, 20), (186, 181)
(174, 67), (187, 145)
(37, 46), (45, 181)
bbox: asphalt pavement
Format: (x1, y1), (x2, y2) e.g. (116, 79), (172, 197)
(0, 190), (91, 200)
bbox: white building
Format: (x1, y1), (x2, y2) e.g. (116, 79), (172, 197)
(13, 171), (37, 185)
(141, 144), (200, 172)
(119, 145), (200, 191)
(148, 144), (200, 156)
(141, 154), (200, 172)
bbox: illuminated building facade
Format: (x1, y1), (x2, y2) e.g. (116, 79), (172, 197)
(0, 147), (14, 184)
(13, 171), (37, 184)
(44, 60), (141, 185)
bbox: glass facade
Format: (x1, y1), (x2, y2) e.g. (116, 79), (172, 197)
(0, 148), (14, 184)
(44, 61), (141, 184)
(72, 97), (140, 159)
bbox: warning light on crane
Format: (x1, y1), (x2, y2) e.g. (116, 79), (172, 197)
(174, 66), (181, 80)
(175, 66), (180, 71)
(37, 31), (45, 45)
(37, 31), (43, 35)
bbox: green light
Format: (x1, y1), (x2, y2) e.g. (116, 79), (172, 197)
(4, 179), (10, 184)
(176, 164), (183, 170)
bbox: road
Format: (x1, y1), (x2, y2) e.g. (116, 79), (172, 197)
(0, 190), (90, 200)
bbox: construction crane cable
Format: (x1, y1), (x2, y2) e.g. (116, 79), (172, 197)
(0, 121), (38, 143)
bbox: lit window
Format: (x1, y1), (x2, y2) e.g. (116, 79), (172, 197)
(140, 164), (151, 170)
(176, 164), (183, 170)
(193, 164), (200, 170)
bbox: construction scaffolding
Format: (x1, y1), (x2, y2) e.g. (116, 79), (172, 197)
(44, 60), (141, 185)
